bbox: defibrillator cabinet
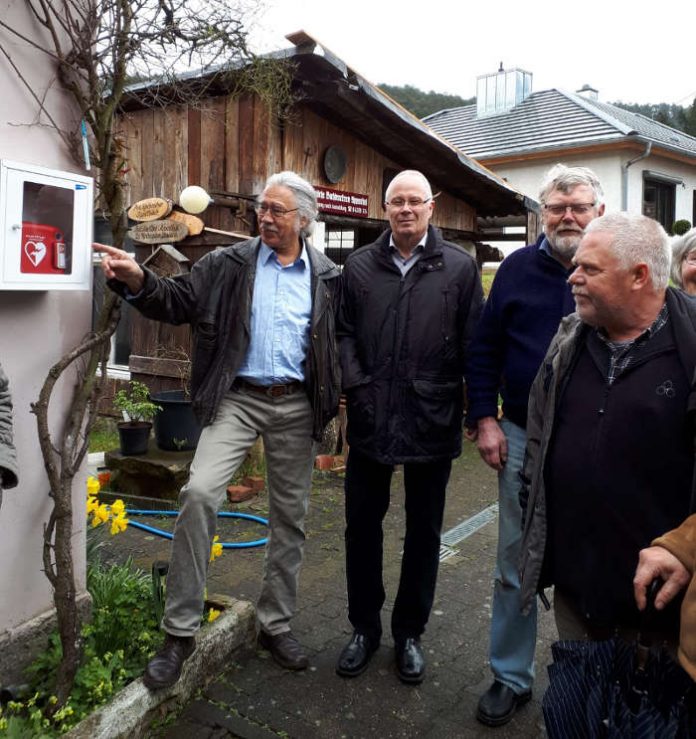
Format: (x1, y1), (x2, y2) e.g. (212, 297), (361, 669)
(0, 160), (93, 290)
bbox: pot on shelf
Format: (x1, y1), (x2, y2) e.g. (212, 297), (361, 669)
(117, 421), (152, 456)
(150, 389), (202, 451)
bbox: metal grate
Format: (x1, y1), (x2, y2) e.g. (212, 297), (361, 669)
(441, 503), (498, 547)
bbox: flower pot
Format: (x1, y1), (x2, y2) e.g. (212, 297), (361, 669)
(117, 421), (152, 456)
(150, 389), (202, 451)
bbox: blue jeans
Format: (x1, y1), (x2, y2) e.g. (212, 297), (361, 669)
(488, 418), (537, 693)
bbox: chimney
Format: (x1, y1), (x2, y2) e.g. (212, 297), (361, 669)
(476, 65), (533, 117)
(576, 84), (599, 101)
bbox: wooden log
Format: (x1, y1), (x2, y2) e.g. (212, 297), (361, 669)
(167, 211), (204, 236)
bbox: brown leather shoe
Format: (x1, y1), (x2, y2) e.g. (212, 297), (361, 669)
(143, 633), (195, 690)
(258, 630), (309, 670)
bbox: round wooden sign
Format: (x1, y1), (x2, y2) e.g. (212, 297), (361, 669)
(127, 197), (173, 222)
(128, 219), (189, 244)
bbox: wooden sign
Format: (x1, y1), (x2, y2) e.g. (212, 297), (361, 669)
(167, 211), (204, 236)
(128, 219), (189, 244)
(127, 197), (173, 222)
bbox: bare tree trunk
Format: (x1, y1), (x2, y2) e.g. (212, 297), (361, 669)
(32, 292), (121, 705)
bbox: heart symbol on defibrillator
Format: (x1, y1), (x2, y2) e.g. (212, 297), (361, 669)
(25, 240), (47, 267)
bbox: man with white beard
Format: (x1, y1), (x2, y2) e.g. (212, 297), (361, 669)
(466, 164), (605, 727)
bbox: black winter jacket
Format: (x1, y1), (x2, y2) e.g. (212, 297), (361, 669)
(338, 226), (482, 464)
(109, 237), (341, 441)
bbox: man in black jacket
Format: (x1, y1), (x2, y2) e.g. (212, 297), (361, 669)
(95, 171), (340, 689)
(520, 212), (696, 642)
(335, 170), (482, 684)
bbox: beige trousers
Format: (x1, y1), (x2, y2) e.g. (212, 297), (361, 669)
(163, 386), (315, 637)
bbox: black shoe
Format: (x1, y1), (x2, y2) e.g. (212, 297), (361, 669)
(258, 630), (309, 670)
(143, 633), (195, 690)
(476, 681), (532, 727)
(394, 637), (425, 684)
(336, 632), (379, 677)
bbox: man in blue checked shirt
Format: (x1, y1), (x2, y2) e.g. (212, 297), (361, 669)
(95, 171), (340, 689)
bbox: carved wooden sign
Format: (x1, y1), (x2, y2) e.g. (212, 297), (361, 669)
(128, 219), (189, 244)
(127, 197), (173, 222)
(167, 211), (204, 236)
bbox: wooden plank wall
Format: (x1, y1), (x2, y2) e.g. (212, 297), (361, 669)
(117, 92), (477, 384)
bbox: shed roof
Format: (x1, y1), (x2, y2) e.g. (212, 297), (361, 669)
(424, 88), (696, 161)
(121, 32), (531, 218)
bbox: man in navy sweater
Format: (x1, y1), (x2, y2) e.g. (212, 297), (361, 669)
(466, 164), (605, 727)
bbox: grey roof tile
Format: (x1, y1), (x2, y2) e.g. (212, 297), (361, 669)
(424, 88), (696, 159)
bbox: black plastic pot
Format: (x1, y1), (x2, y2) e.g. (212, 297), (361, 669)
(150, 390), (202, 451)
(117, 421), (152, 456)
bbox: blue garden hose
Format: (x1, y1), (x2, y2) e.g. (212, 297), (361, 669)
(125, 509), (269, 548)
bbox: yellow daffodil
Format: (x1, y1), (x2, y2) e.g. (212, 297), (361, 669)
(207, 608), (221, 622)
(209, 535), (223, 562)
(110, 515), (128, 535)
(91, 503), (110, 527)
(110, 499), (126, 516)
(86, 476), (100, 496)
(86, 494), (99, 515)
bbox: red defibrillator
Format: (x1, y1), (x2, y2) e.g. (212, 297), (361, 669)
(20, 222), (68, 275)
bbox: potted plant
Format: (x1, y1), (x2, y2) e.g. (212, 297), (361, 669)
(113, 380), (161, 455)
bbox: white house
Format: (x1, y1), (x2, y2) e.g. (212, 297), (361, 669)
(0, 2), (92, 685)
(425, 67), (696, 236)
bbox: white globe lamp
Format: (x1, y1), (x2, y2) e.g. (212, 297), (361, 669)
(179, 185), (212, 214)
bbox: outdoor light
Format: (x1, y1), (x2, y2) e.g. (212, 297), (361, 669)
(179, 185), (212, 214)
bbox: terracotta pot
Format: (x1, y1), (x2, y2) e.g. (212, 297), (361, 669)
(226, 484), (255, 504)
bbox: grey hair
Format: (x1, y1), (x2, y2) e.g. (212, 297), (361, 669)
(385, 170), (433, 202)
(539, 163), (604, 206)
(670, 227), (696, 288)
(262, 171), (318, 237)
(584, 212), (670, 290)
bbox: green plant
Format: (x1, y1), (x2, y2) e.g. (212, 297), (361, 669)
(113, 381), (161, 423)
(13, 557), (163, 735)
(672, 219), (692, 236)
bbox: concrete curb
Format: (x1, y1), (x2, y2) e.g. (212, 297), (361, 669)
(65, 596), (256, 739)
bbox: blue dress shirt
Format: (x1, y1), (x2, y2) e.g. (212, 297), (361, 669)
(236, 241), (312, 384)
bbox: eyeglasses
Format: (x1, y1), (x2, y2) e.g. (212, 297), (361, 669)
(385, 197), (432, 210)
(543, 202), (596, 216)
(256, 203), (299, 218)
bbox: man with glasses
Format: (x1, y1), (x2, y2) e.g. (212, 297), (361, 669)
(467, 164), (604, 727)
(95, 171), (340, 688)
(335, 170), (482, 684)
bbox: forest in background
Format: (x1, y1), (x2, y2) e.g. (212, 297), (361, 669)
(380, 83), (696, 136)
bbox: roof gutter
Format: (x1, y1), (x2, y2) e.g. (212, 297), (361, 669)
(621, 141), (652, 210)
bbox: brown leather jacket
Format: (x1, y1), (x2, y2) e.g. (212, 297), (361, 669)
(653, 515), (696, 680)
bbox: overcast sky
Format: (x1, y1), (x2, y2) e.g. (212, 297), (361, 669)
(249, 0), (695, 107)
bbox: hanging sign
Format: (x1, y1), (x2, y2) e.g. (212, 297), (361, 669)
(127, 197), (173, 222)
(314, 186), (369, 218)
(128, 219), (189, 244)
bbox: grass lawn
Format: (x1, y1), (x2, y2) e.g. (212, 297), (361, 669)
(481, 265), (497, 297)
(89, 416), (120, 453)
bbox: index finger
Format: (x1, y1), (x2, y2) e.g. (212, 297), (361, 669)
(92, 242), (122, 256)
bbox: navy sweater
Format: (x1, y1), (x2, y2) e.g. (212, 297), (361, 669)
(465, 237), (576, 429)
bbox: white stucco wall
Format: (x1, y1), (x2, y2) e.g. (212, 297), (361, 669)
(490, 149), (696, 227)
(0, 1), (91, 636)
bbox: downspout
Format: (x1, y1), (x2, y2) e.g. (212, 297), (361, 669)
(621, 142), (652, 210)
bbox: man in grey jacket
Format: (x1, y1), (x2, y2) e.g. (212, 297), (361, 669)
(0, 362), (19, 510)
(519, 212), (696, 640)
(96, 171), (341, 689)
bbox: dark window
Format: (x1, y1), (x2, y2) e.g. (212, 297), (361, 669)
(324, 227), (356, 268)
(643, 178), (675, 231)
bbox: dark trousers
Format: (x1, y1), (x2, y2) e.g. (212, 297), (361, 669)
(344, 448), (451, 644)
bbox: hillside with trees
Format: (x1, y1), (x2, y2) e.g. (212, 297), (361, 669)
(381, 83), (696, 137)
(379, 84), (474, 118)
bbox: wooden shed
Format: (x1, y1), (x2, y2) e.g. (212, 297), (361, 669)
(112, 31), (534, 392)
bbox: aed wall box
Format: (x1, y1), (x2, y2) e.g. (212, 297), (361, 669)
(0, 160), (93, 290)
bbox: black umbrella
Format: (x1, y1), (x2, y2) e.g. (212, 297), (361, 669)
(542, 584), (695, 739)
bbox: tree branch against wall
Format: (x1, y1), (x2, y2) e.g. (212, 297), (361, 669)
(1, 0), (293, 710)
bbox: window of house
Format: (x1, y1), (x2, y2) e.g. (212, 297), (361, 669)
(642, 177), (675, 231)
(92, 257), (133, 377)
(324, 227), (355, 268)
